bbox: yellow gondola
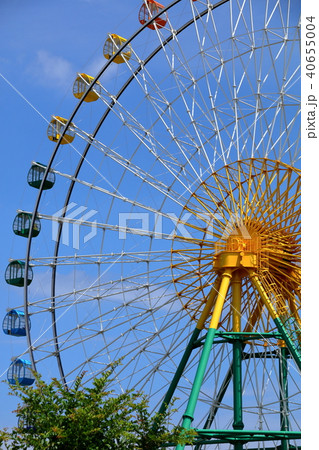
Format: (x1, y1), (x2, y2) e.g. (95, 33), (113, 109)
(103, 34), (131, 64)
(47, 116), (75, 144)
(73, 73), (101, 103)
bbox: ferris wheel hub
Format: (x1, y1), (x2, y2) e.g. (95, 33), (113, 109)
(213, 250), (258, 271)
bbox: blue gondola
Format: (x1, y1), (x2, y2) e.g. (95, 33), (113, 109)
(2, 310), (30, 337)
(7, 358), (35, 386)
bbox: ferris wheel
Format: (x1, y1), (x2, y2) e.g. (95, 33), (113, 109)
(4, 0), (300, 448)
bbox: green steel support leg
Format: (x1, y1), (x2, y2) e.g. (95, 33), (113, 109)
(176, 327), (219, 450)
(176, 270), (232, 449)
(249, 272), (301, 370)
(274, 317), (301, 370)
(233, 339), (244, 450)
(279, 346), (289, 450)
(194, 305), (264, 450)
(157, 327), (201, 417)
(157, 278), (222, 423)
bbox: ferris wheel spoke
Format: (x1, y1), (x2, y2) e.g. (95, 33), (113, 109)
(59, 307), (190, 384)
(139, 33), (225, 172)
(153, 48), (216, 172)
(124, 53), (212, 180)
(28, 250), (187, 267)
(86, 147), (189, 207)
(252, 169), (299, 223)
(28, 264), (179, 316)
(245, 173), (288, 220)
(62, 125), (190, 207)
(37, 166), (194, 220)
(112, 318), (195, 389)
(96, 87), (201, 190)
(29, 210), (186, 241)
(259, 187), (300, 230)
(124, 57), (205, 161)
(277, 112), (300, 164)
(33, 293), (180, 360)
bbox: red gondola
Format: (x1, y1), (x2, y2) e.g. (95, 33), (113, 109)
(139, 1), (167, 30)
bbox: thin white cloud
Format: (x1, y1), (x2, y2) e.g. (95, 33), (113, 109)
(30, 50), (75, 89)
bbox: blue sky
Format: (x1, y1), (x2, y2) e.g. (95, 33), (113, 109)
(0, 0), (311, 442)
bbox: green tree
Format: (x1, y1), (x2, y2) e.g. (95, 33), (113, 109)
(1, 368), (194, 449)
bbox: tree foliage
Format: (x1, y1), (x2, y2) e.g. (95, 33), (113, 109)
(1, 367), (194, 449)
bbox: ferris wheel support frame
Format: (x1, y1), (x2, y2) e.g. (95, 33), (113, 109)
(159, 261), (300, 449)
(193, 334), (292, 450)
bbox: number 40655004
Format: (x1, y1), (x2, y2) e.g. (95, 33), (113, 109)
(306, 16), (316, 79)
